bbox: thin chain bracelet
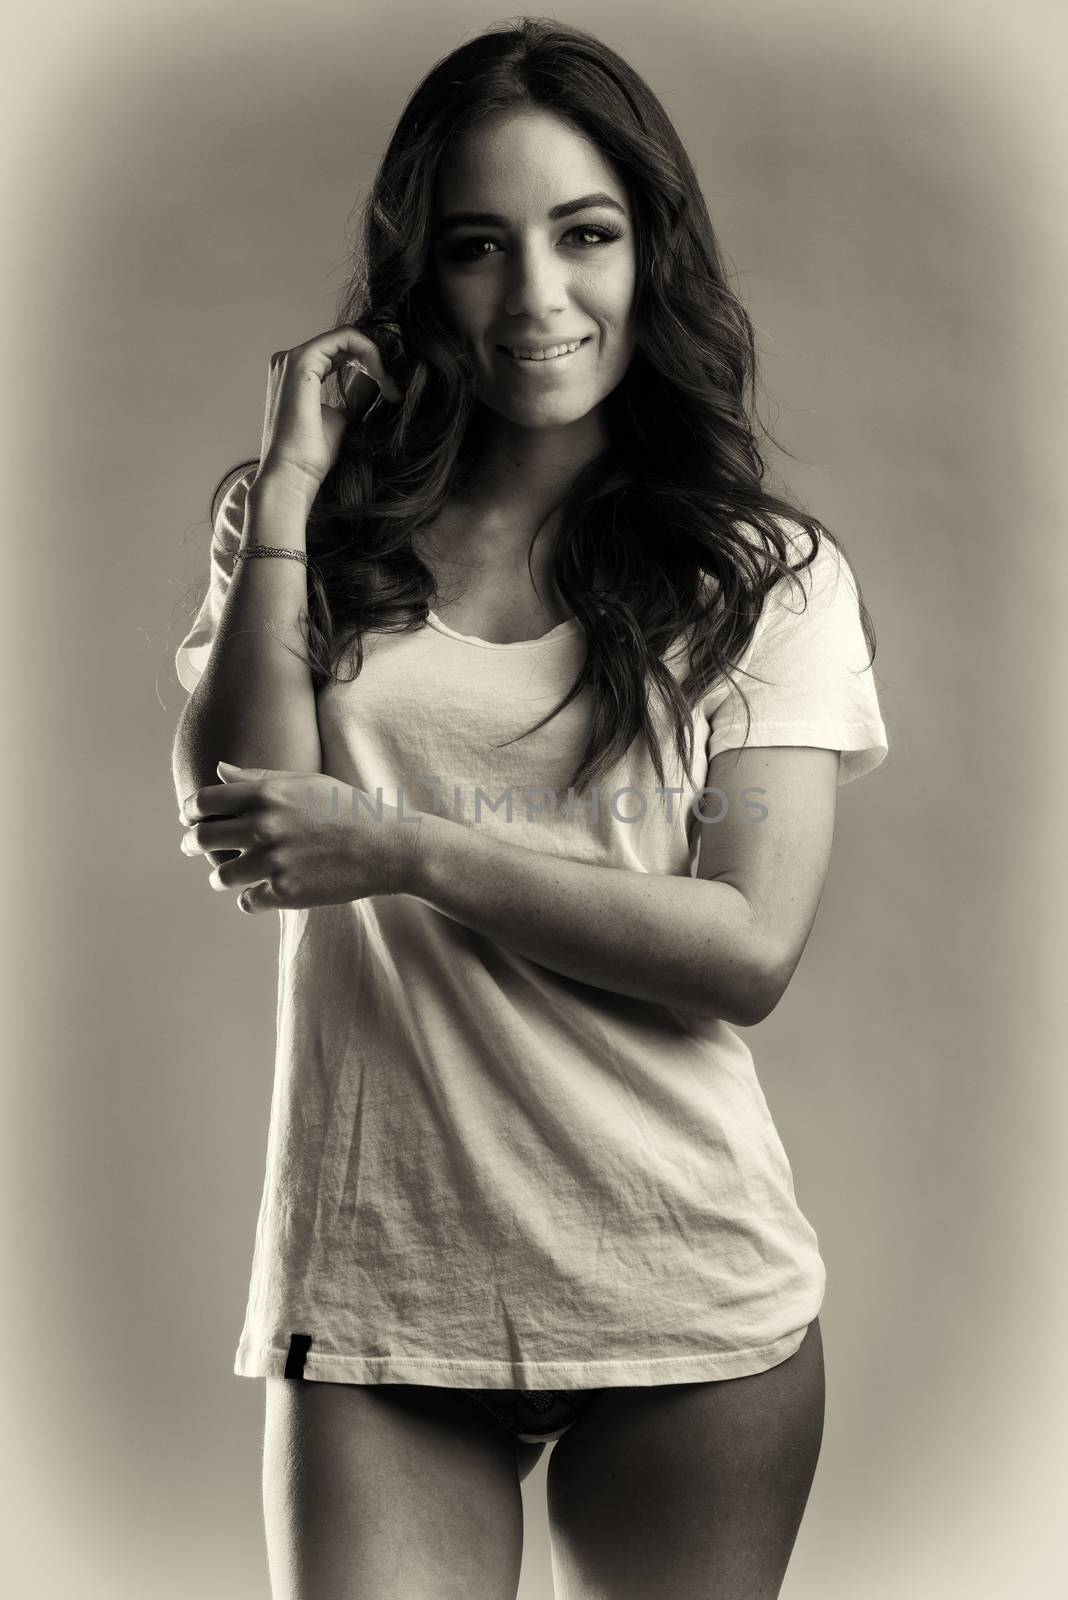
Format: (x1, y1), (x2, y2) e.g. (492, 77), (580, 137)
(234, 545), (310, 567)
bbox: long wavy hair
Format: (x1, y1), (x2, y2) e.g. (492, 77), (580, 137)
(209, 16), (876, 797)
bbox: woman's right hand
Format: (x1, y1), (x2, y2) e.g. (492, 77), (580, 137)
(254, 325), (404, 501)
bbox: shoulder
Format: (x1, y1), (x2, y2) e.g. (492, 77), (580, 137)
(744, 516), (855, 624)
(210, 462), (259, 542)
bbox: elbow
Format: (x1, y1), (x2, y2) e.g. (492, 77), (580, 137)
(715, 942), (789, 1030)
(170, 698), (234, 812)
(171, 684), (323, 799)
(171, 700), (198, 809)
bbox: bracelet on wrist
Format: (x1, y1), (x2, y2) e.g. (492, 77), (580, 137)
(234, 544), (310, 567)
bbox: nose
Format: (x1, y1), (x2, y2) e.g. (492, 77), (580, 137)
(503, 240), (568, 322)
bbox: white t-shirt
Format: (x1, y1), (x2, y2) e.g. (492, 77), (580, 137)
(176, 466), (888, 1388)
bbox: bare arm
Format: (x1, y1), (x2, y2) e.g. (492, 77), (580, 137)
(406, 744), (841, 1027)
(411, 812), (771, 1026)
(172, 325), (406, 870)
(171, 473), (322, 863)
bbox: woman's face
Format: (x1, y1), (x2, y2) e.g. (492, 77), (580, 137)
(431, 108), (638, 430)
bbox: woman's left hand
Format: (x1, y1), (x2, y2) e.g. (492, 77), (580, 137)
(178, 761), (424, 914)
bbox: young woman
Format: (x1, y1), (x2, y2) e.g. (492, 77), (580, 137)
(173, 18), (887, 1600)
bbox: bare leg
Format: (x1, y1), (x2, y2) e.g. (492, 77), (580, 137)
(262, 1379), (531, 1600)
(545, 1317), (825, 1600)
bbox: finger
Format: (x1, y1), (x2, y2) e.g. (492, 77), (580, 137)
(180, 819), (257, 856)
(180, 780), (262, 825)
(291, 328), (388, 389)
(207, 849), (275, 894)
(236, 881), (279, 916)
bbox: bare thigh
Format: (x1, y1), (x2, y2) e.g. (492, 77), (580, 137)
(545, 1317), (825, 1600)
(262, 1379), (530, 1600)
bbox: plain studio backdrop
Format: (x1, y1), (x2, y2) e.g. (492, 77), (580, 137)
(2, 1), (1064, 1596)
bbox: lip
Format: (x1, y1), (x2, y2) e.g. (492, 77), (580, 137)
(496, 336), (592, 366)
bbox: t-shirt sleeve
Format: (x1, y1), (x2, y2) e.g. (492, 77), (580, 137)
(703, 534), (889, 785)
(174, 465), (256, 694)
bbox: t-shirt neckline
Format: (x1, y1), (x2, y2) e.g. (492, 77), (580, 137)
(424, 609), (581, 650)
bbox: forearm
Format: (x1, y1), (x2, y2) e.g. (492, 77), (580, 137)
(410, 814), (777, 1027)
(172, 474), (323, 820)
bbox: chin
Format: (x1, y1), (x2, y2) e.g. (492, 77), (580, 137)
(502, 402), (596, 428)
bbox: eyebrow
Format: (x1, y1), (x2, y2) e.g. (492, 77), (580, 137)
(435, 192), (626, 234)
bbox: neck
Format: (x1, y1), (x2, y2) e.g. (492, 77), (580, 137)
(457, 405), (609, 533)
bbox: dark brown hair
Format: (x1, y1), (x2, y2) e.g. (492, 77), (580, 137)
(209, 16), (876, 796)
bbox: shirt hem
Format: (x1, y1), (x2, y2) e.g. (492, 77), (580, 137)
(234, 1317), (817, 1388)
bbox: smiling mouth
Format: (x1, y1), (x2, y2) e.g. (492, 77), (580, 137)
(496, 337), (592, 365)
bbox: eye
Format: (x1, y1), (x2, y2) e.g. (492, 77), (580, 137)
(441, 224), (625, 262)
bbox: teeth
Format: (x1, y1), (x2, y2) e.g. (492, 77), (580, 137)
(508, 340), (582, 360)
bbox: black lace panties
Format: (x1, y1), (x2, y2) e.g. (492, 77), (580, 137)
(467, 1386), (601, 1442)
